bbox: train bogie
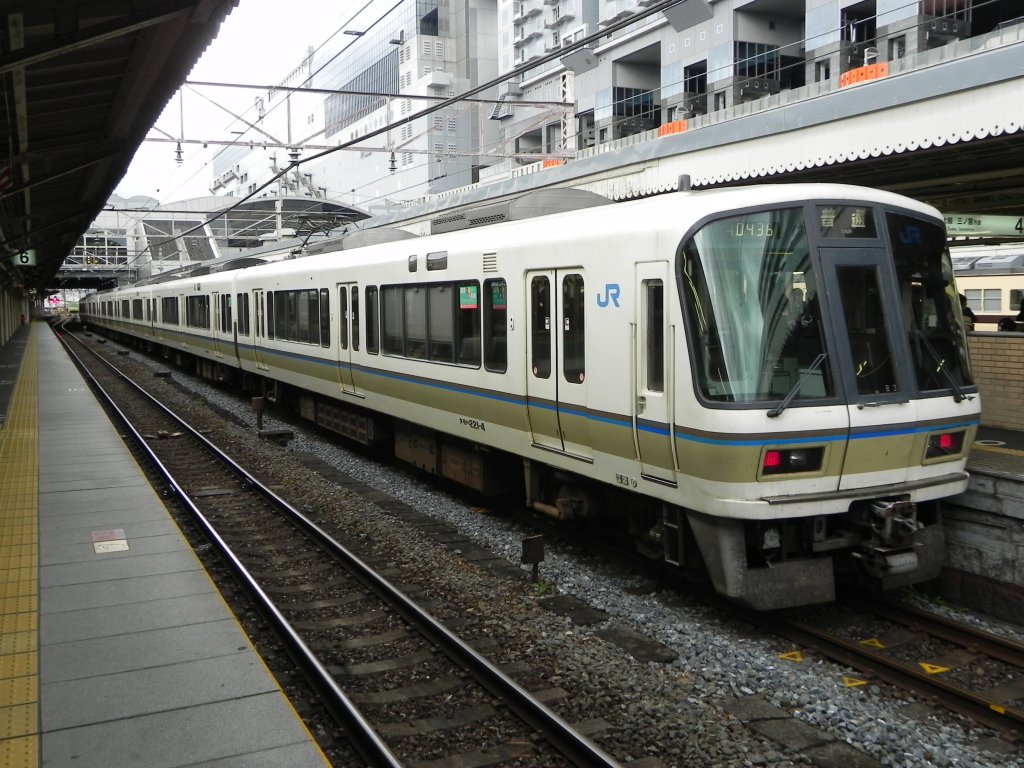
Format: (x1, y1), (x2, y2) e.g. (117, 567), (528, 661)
(79, 183), (981, 610)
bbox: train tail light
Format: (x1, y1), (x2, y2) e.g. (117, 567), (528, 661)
(760, 446), (824, 476)
(925, 430), (965, 459)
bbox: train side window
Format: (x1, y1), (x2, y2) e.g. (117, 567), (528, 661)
(272, 292), (283, 339)
(405, 287), (428, 359)
(563, 274), (585, 384)
(321, 288), (331, 347)
(349, 287), (358, 351)
(983, 288), (1001, 312)
(382, 286), (403, 355)
(285, 291), (298, 340)
(531, 276), (551, 378)
(339, 287), (349, 350)
(964, 289), (982, 314)
(484, 279), (507, 373)
(1012, 289), (1024, 315)
(161, 296), (178, 325)
(273, 292), (284, 339)
(297, 291), (309, 343)
(456, 282), (481, 366)
(237, 293), (249, 336)
(186, 295), (210, 329)
(366, 286), (379, 354)
(428, 285), (455, 362)
(644, 280), (664, 392)
(220, 294), (232, 333)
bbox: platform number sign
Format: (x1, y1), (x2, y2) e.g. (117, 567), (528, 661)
(11, 249), (36, 267)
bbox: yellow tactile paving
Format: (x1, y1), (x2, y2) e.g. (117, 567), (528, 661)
(0, 322), (38, 768)
(972, 442), (1024, 457)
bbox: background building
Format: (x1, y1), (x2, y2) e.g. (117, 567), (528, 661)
(208, 0), (501, 212)
(63, 0), (1024, 293)
(100, 1), (1024, 212)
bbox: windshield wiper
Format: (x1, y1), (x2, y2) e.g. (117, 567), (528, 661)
(911, 329), (970, 403)
(767, 353), (828, 418)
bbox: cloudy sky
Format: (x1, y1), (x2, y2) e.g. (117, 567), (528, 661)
(114, 0), (350, 202)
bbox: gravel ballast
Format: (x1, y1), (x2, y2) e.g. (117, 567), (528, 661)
(99, 338), (1024, 768)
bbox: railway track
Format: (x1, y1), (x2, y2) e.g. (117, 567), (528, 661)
(58, 325), (622, 768)
(768, 593), (1024, 739)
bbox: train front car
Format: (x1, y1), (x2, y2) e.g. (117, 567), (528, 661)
(674, 189), (979, 609)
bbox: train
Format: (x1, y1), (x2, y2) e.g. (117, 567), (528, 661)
(951, 247), (1024, 331)
(79, 183), (981, 610)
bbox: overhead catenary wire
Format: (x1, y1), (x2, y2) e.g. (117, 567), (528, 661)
(129, 0), (994, 261)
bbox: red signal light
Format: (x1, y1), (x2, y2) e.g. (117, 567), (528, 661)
(763, 450), (782, 469)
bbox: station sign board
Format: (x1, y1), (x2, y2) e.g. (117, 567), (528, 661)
(944, 214), (1024, 238)
(10, 249), (36, 267)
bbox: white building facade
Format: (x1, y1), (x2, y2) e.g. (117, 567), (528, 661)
(203, 0), (1003, 208)
(209, 0), (501, 213)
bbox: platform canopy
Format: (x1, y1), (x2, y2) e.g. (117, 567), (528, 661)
(0, 1), (237, 295)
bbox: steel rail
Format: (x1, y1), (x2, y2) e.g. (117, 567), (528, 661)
(766, 613), (1024, 738)
(57, 324), (622, 768)
(55, 325), (404, 768)
(840, 592), (1024, 667)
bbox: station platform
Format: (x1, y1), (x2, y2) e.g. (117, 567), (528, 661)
(969, 424), (1024, 476)
(0, 321), (329, 768)
(1, 320), (1022, 767)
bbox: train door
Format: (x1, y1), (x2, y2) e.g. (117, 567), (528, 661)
(633, 262), (676, 483)
(524, 270), (592, 458)
(211, 291), (224, 359)
(336, 282), (361, 396)
(820, 247), (915, 490)
(253, 289), (269, 371)
(177, 294), (187, 348)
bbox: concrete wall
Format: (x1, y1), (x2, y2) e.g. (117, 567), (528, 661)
(966, 332), (1024, 431)
(941, 485), (1024, 623)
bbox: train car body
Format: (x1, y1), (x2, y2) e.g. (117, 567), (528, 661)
(81, 184), (981, 609)
(951, 248), (1024, 331)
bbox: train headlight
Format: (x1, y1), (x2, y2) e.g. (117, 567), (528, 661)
(760, 446), (824, 476)
(925, 430), (965, 460)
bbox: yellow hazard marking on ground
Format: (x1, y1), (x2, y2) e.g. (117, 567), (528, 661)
(779, 651), (804, 662)
(0, 323), (39, 768)
(920, 662), (950, 674)
(859, 638), (885, 648)
(842, 676), (868, 688)
(972, 443), (1024, 457)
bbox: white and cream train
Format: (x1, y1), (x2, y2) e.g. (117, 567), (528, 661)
(80, 183), (981, 609)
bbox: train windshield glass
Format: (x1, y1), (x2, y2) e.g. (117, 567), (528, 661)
(887, 212), (975, 391)
(681, 208), (833, 403)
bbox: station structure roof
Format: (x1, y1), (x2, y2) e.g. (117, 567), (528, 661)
(1, 1), (238, 295)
